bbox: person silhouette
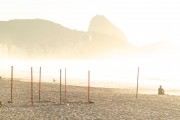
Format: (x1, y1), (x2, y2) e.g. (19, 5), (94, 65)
(158, 85), (165, 95)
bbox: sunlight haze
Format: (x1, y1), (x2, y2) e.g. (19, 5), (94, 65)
(1, 0), (180, 93)
(1, 0), (180, 46)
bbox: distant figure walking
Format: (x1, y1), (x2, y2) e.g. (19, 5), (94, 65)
(158, 85), (165, 95)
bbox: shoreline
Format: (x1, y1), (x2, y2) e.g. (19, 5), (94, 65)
(1, 77), (180, 96)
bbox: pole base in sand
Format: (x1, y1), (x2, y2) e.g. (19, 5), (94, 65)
(88, 101), (94, 103)
(8, 101), (13, 103)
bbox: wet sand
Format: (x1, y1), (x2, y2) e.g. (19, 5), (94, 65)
(0, 78), (180, 120)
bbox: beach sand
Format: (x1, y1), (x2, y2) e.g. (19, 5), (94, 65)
(0, 78), (180, 120)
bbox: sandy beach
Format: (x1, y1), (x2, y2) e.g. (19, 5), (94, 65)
(0, 78), (180, 120)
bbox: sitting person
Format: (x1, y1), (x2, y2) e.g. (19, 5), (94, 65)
(158, 85), (165, 95)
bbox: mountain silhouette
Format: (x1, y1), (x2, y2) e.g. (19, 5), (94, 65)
(0, 16), (133, 59)
(89, 15), (126, 39)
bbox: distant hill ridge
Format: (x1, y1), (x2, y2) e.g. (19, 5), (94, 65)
(0, 15), (132, 59)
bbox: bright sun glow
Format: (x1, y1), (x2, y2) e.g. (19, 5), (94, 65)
(1, 55), (180, 93)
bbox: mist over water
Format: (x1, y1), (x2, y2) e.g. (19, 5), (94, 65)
(1, 53), (180, 95)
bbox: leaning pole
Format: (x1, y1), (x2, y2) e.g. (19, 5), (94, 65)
(31, 67), (34, 106)
(60, 69), (62, 104)
(10, 66), (13, 103)
(136, 67), (139, 99)
(88, 70), (90, 102)
(39, 67), (41, 101)
(64, 68), (67, 102)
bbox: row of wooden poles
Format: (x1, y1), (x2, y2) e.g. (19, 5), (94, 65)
(9, 66), (92, 106)
(9, 66), (140, 106)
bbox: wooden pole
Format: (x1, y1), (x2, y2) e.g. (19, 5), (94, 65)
(39, 67), (41, 101)
(136, 67), (139, 99)
(60, 69), (62, 104)
(65, 68), (66, 102)
(31, 67), (34, 106)
(88, 70), (90, 102)
(10, 66), (13, 102)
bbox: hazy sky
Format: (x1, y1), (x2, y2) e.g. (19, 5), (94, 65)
(1, 0), (180, 46)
